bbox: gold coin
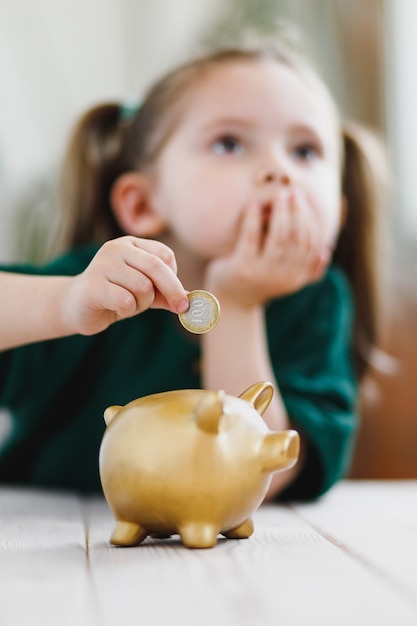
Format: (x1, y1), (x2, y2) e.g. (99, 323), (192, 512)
(178, 290), (220, 334)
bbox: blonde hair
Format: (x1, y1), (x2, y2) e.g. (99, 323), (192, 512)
(55, 39), (388, 380)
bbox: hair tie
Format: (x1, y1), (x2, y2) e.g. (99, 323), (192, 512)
(120, 99), (140, 121)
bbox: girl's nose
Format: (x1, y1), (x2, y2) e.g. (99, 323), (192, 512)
(260, 171), (291, 185)
(255, 161), (291, 186)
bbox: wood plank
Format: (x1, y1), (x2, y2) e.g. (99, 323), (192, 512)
(291, 480), (417, 600)
(2, 481), (417, 625)
(85, 485), (417, 626)
(0, 487), (97, 626)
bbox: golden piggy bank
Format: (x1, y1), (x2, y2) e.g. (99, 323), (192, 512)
(99, 381), (299, 549)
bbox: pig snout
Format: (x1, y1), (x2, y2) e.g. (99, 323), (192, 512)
(259, 430), (300, 473)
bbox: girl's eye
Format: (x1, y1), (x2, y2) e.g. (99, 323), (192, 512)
(293, 143), (321, 161)
(212, 135), (244, 155)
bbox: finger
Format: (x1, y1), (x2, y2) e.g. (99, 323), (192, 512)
(129, 236), (178, 274)
(295, 197), (328, 279)
(121, 250), (188, 313)
(96, 236), (178, 276)
(287, 192), (321, 271)
(265, 192), (292, 256)
(309, 248), (331, 282)
(289, 190), (307, 245)
(233, 200), (263, 259)
(151, 288), (189, 312)
(102, 268), (156, 316)
(107, 281), (151, 318)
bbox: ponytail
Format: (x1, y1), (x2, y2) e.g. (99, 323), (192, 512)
(54, 104), (131, 253)
(334, 121), (389, 379)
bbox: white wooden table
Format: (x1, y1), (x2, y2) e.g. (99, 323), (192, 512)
(1, 480), (416, 626)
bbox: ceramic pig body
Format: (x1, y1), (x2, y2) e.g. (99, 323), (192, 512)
(99, 381), (299, 548)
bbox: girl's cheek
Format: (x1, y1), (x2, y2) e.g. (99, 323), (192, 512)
(325, 211), (343, 247)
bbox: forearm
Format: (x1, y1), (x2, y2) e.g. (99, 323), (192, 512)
(0, 237), (190, 351)
(0, 272), (73, 350)
(201, 304), (286, 425)
(201, 302), (302, 498)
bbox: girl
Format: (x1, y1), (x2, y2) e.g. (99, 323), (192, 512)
(0, 37), (384, 500)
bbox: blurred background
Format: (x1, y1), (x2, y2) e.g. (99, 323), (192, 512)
(1, 0), (416, 478)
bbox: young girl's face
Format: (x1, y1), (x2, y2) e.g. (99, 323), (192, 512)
(149, 59), (344, 261)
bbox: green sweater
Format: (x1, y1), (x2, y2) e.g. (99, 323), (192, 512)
(0, 245), (358, 499)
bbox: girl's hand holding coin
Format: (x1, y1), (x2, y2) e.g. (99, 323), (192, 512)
(64, 236), (189, 336)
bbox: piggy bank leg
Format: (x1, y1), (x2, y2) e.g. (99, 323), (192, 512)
(110, 520), (148, 546)
(179, 523), (220, 548)
(222, 518), (254, 539)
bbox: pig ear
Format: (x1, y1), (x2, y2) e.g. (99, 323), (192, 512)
(104, 405), (122, 426)
(239, 382), (274, 416)
(193, 391), (225, 434)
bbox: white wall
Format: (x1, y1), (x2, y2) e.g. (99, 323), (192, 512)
(0, 0), (223, 259)
(384, 0), (417, 243)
